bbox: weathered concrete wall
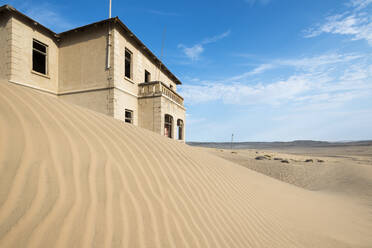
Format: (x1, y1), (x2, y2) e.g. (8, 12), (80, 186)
(58, 24), (109, 92)
(8, 16), (59, 92)
(113, 88), (138, 125)
(58, 89), (110, 115)
(0, 14), (10, 81)
(2, 12), (185, 139)
(160, 96), (186, 140)
(112, 27), (178, 95)
(138, 96), (162, 134)
(139, 95), (185, 140)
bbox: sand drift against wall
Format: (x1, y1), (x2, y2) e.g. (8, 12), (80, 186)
(0, 82), (371, 248)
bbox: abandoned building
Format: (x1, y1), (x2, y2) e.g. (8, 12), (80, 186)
(0, 5), (185, 141)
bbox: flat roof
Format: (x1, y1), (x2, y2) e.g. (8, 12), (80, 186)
(0, 4), (182, 85)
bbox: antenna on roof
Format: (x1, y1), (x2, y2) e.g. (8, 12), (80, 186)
(109, 0), (112, 18)
(157, 27), (166, 81)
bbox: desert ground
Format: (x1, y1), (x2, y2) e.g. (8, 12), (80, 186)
(1, 81), (372, 247)
(203, 145), (372, 204)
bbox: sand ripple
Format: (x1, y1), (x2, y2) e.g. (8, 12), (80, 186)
(0, 82), (371, 247)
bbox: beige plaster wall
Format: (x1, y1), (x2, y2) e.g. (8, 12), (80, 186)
(58, 24), (109, 92)
(138, 96), (162, 134)
(160, 96), (186, 140)
(113, 88), (138, 125)
(8, 16), (59, 92)
(112, 27), (178, 95)
(0, 14), (10, 81)
(139, 95), (185, 140)
(2, 15), (185, 138)
(58, 89), (110, 115)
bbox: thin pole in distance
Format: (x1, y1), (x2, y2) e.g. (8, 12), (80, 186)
(109, 0), (112, 18)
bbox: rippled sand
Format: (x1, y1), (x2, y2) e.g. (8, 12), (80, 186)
(0, 81), (371, 247)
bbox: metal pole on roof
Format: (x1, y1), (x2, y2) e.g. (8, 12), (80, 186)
(109, 0), (112, 18)
(157, 27), (166, 81)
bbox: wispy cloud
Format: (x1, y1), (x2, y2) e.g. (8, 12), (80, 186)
(178, 30), (231, 60)
(226, 52), (362, 82)
(21, 2), (74, 32)
(147, 9), (180, 16)
(304, 0), (372, 45)
(223, 64), (274, 82)
(178, 44), (204, 61)
(201, 30), (231, 44)
(276, 53), (363, 70)
(245, 0), (271, 6)
(179, 52), (372, 107)
(351, 0), (372, 10)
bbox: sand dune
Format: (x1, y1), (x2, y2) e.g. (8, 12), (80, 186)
(0, 81), (372, 248)
(207, 149), (372, 203)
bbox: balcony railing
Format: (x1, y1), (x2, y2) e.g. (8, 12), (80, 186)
(138, 81), (184, 106)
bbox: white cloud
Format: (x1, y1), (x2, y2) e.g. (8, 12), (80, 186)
(223, 52), (361, 82)
(304, 1), (372, 45)
(245, 0), (271, 6)
(277, 53), (363, 70)
(181, 74), (319, 105)
(22, 3), (74, 32)
(179, 53), (372, 107)
(178, 30), (231, 60)
(223, 64), (274, 82)
(147, 10), (180, 16)
(178, 44), (204, 61)
(351, 0), (372, 10)
(340, 64), (371, 81)
(201, 30), (231, 44)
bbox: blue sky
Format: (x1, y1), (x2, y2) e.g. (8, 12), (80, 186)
(2, 0), (372, 142)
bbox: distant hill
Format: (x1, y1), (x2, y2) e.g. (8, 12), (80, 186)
(187, 140), (372, 149)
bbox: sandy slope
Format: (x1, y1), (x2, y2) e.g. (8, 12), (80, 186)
(0, 82), (371, 248)
(207, 149), (372, 203)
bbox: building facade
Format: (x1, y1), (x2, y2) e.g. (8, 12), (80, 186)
(0, 5), (185, 140)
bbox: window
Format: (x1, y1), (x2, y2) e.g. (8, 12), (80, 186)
(125, 109), (133, 124)
(177, 119), (184, 140)
(125, 49), (132, 79)
(164, 114), (173, 138)
(145, 70), (151, 83)
(32, 39), (47, 75)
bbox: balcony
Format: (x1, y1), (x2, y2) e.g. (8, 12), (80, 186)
(138, 81), (184, 106)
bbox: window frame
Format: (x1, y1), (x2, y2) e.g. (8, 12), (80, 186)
(144, 70), (151, 83)
(125, 48), (133, 80)
(177, 119), (184, 140)
(164, 114), (173, 138)
(125, 109), (134, 124)
(32, 39), (48, 76)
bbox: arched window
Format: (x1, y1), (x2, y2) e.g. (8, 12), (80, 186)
(164, 114), (173, 138)
(177, 119), (184, 140)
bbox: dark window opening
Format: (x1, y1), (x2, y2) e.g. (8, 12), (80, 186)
(164, 114), (173, 138)
(32, 40), (47, 75)
(177, 119), (184, 140)
(145, 70), (151, 82)
(125, 49), (132, 79)
(125, 109), (133, 124)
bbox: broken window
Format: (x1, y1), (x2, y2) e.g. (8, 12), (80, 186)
(145, 70), (151, 82)
(125, 109), (133, 124)
(177, 119), (184, 140)
(164, 114), (173, 138)
(125, 49), (132, 79)
(32, 39), (47, 75)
